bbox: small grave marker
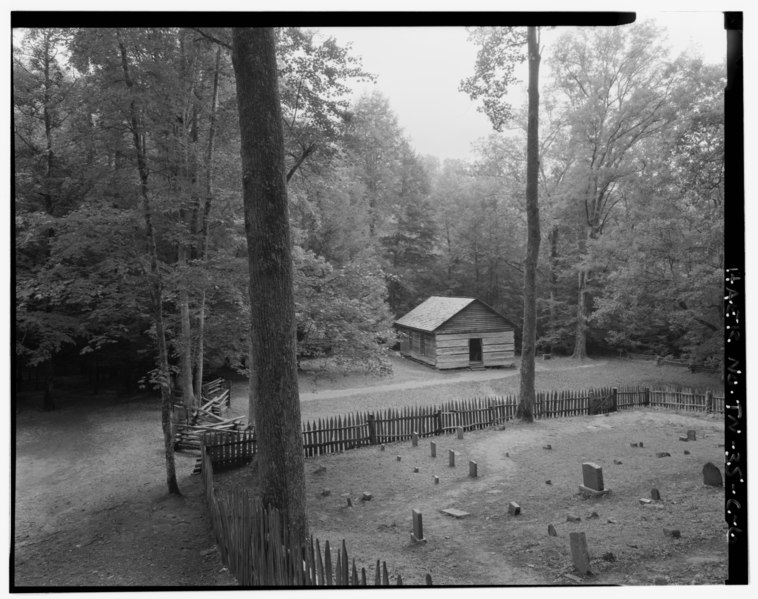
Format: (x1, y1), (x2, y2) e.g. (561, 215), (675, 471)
(630, 443), (638, 447)
(639, 442), (644, 448)
(679, 435), (689, 442)
(684, 450), (690, 455)
(545, 480), (552, 485)
(430, 441), (436, 458)
(613, 459), (623, 465)
(361, 492), (373, 501)
(702, 462), (723, 487)
(449, 450), (456, 467)
(543, 444), (552, 450)
(656, 452), (671, 458)
(569, 532), (591, 575)
(469, 461), (478, 478)
(346, 497), (353, 508)
(639, 498), (652, 505)
(687, 430), (697, 441)
(548, 524), (557, 536)
(663, 528), (681, 538)
(412, 432), (419, 447)
(579, 462), (610, 496)
(457, 427), (464, 440)
(651, 488), (661, 501)
(413, 467), (419, 473)
(508, 502), (521, 516)
(321, 488), (331, 497)
(397, 455), (402, 462)
(380, 445), (385, 451)
(441, 508), (470, 519)
(433, 475), (439, 485)
(566, 514), (581, 522)
(411, 509), (426, 543)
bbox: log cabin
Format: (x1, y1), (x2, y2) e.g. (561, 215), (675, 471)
(394, 296), (515, 370)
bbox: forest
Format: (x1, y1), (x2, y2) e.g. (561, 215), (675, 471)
(13, 24), (725, 407)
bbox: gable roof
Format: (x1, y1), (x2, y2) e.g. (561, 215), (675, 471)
(394, 296), (478, 332)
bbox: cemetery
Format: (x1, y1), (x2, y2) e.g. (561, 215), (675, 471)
(213, 402), (726, 585)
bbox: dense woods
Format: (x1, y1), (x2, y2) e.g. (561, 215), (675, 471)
(14, 24), (724, 409)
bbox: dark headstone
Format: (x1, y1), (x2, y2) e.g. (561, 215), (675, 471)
(457, 426), (464, 440)
(469, 460), (478, 478)
(651, 488), (661, 501)
(702, 462), (723, 487)
(687, 430), (697, 441)
(656, 452), (671, 458)
(397, 455), (402, 462)
(545, 480), (552, 485)
(411, 509), (426, 543)
(663, 528), (681, 538)
(433, 475), (439, 485)
(449, 450), (456, 467)
(346, 497), (353, 508)
(639, 442), (644, 448)
(430, 441), (437, 458)
(582, 462), (604, 491)
(684, 450), (691, 455)
(508, 502), (521, 516)
(412, 432), (419, 447)
(413, 467), (419, 473)
(569, 532), (591, 575)
(321, 488), (331, 497)
(505, 452), (510, 457)
(548, 524), (557, 536)
(362, 492), (373, 501)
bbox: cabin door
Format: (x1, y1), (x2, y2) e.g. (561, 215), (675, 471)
(469, 338), (483, 363)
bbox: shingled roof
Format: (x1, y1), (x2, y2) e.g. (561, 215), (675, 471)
(394, 296), (477, 332)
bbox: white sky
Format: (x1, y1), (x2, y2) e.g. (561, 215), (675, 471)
(319, 13), (726, 162)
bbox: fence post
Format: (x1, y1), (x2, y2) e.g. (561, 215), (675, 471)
(435, 410), (442, 435)
(612, 387), (618, 412)
(367, 413), (377, 445)
(644, 388), (650, 407)
(705, 390), (713, 413)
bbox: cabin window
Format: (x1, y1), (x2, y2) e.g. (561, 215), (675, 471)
(469, 338), (483, 362)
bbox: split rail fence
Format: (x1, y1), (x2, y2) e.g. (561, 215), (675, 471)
(201, 441), (420, 586)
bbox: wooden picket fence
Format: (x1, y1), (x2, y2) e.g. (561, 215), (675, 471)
(201, 445), (421, 586)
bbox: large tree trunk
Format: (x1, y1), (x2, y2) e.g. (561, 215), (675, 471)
(547, 226), (559, 353)
(232, 27), (308, 543)
(572, 268), (589, 360)
(118, 34), (180, 496)
(517, 26), (541, 423)
(178, 245), (196, 411)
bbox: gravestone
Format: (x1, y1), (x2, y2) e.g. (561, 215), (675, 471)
(449, 450), (456, 467)
(412, 432), (419, 447)
(656, 452), (671, 458)
(543, 444), (552, 450)
(651, 488), (661, 501)
(362, 492), (373, 501)
(702, 462), (723, 487)
(508, 502), (521, 516)
(469, 461), (478, 478)
(321, 488), (331, 497)
(663, 528), (681, 538)
(684, 450), (691, 455)
(380, 445), (385, 451)
(441, 508), (470, 519)
(639, 442), (644, 448)
(414, 467), (419, 473)
(411, 509), (426, 543)
(639, 498), (652, 505)
(579, 462), (610, 496)
(548, 524), (557, 536)
(457, 427), (464, 440)
(433, 475), (439, 485)
(566, 514), (581, 522)
(569, 532), (591, 575)
(613, 459), (623, 465)
(687, 430), (697, 441)
(679, 436), (689, 442)
(430, 441), (437, 458)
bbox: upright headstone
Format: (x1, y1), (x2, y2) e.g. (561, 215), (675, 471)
(651, 488), (661, 501)
(433, 475), (439, 485)
(397, 455), (402, 462)
(582, 462), (604, 491)
(548, 524), (557, 536)
(687, 430), (697, 441)
(508, 502), (521, 516)
(569, 532), (591, 575)
(411, 509), (426, 543)
(449, 450), (456, 467)
(702, 462), (723, 487)
(469, 460), (478, 478)
(412, 432), (419, 447)
(430, 441), (437, 458)
(457, 427), (464, 440)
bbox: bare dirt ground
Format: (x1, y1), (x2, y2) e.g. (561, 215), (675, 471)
(13, 356), (724, 588)
(218, 409), (727, 586)
(13, 388), (236, 588)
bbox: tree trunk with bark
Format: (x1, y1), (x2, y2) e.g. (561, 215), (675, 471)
(518, 27), (541, 423)
(118, 34), (180, 496)
(232, 27), (308, 544)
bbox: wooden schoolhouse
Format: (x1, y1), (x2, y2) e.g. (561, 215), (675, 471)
(394, 296), (515, 370)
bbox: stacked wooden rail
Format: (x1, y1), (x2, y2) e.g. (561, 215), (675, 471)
(174, 378), (244, 453)
(201, 446), (421, 586)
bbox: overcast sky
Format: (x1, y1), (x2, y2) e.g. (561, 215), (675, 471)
(319, 13), (726, 162)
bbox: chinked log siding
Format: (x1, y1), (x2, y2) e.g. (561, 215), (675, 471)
(394, 297), (515, 370)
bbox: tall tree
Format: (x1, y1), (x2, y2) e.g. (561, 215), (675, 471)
(462, 26), (540, 421)
(231, 27), (307, 543)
